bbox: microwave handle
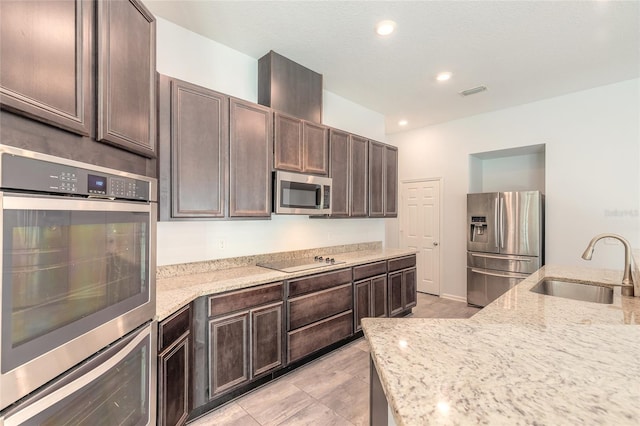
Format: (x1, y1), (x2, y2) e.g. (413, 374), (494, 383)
(316, 187), (322, 207)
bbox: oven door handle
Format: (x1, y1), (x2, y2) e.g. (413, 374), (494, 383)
(4, 325), (151, 426)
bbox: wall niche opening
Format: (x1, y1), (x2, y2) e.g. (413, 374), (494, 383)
(468, 144), (545, 193)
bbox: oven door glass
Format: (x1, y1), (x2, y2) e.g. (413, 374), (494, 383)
(1, 194), (152, 373)
(1, 323), (155, 426)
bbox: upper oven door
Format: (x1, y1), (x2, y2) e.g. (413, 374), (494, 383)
(0, 192), (156, 410)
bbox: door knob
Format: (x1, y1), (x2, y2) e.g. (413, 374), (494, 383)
(433, 242), (439, 246)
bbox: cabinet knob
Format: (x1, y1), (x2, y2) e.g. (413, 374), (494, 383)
(433, 242), (439, 246)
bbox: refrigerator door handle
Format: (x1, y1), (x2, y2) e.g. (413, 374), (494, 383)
(471, 268), (527, 279)
(499, 196), (505, 249)
(470, 253), (532, 262)
(494, 197), (499, 248)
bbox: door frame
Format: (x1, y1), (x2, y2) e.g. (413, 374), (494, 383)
(399, 177), (444, 296)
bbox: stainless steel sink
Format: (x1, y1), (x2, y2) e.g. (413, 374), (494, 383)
(530, 279), (614, 304)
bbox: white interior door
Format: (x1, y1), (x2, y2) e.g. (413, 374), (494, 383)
(400, 179), (441, 295)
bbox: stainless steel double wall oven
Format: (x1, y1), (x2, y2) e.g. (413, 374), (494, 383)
(0, 145), (157, 425)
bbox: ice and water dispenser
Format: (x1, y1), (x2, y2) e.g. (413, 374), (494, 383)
(470, 216), (488, 243)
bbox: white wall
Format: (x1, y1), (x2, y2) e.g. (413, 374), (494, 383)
(154, 18), (387, 266)
(387, 78), (640, 300)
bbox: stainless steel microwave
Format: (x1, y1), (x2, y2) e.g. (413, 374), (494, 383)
(273, 171), (332, 215)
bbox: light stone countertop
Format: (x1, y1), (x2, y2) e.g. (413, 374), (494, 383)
(362, 264), (640, 426)
(156, 248), (416, 321)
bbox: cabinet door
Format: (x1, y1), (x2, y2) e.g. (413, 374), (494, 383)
(354, 280), (372, 332)
(166, 77), (228, 219)
(369, 140), (385, 217)
(97, 0), (156, 157)
(350, 135), (369, 217)
(328, 129), (350, 217)
(384, 145), (398, 217)
(388, 272), (404, 317)
(0, 0), (92, 136)
(303, 121), (328, 175)
(371, 275), (388, 318)
(229, 98), (273, 217)
(209, 312), (249, 396)
(251, 302), (283, 377)
(274, 112), (303, 172)
(403, 268), (417, 310)
(158, 336), (190, 426)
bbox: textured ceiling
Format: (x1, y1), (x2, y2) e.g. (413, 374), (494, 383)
(143, 0), (640, 134)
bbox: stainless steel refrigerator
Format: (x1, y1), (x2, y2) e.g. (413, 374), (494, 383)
(467, 191), (544, 307)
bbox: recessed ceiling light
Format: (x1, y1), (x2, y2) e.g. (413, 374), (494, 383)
(436, 72), (452, 82)
(398, 119), (408, 126)
(375, 20), (396, 36)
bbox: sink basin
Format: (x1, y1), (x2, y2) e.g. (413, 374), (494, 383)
(530, 279), (614, 304)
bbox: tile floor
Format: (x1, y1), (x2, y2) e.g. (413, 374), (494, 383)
(189, 293), (481, 425)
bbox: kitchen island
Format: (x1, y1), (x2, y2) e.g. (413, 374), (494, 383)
(363, 264), (640, 425)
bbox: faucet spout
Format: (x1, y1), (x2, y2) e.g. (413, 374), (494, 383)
(581, 234), (634, 296)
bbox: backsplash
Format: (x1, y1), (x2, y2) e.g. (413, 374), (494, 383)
(156, 241), (382, 279)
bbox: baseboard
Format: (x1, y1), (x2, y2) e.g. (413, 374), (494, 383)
(439, 293), (467, 303)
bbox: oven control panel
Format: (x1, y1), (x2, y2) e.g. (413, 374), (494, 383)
(0, 153), (151, 201)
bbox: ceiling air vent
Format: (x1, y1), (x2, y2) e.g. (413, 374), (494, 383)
(459, 85), (488, 97)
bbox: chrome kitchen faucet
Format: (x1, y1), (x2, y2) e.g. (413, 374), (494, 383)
(581, 234), (635, 297)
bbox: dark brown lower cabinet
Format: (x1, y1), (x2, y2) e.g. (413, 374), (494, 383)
(158, 305), (191, 426)
(287, 310), (353, 363)
(251, 302), (283, 377)
(209, 312), (250, 395)
(208, 300), (283, 397)
(389, 267), (417, 317)
(354, 275), (388, 332)
(285, 269), (353, 363)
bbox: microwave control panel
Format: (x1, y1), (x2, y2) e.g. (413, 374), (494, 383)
(0, 153), (150, 201)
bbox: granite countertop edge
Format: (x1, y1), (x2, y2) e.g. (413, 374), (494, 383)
(155, 247), (416, 321)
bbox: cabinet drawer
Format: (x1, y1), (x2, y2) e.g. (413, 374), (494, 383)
(209, 282), (283, 317)
(159, 305), (191, 352)
(388, 255), (416, 272)
(287, 268), (351, 298)
(288, 283), (352, 330)
(287, 310), (353, 363)
(353, 261), (387, 281)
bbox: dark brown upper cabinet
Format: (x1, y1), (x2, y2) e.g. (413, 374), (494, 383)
(97, 0), (156, 158)
(273, 112), (328, 176)
(369, 140), (398, 218)
(158, 75), (228, 220)
(384, 144), (398, 216)
(329, 130), (368, 217)
(229, 98), (273, 218)
(0, 0), (93, 136)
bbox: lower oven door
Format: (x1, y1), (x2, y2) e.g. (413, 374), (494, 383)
(0, 193), (156, 409)
(0, 321), (156, 426)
